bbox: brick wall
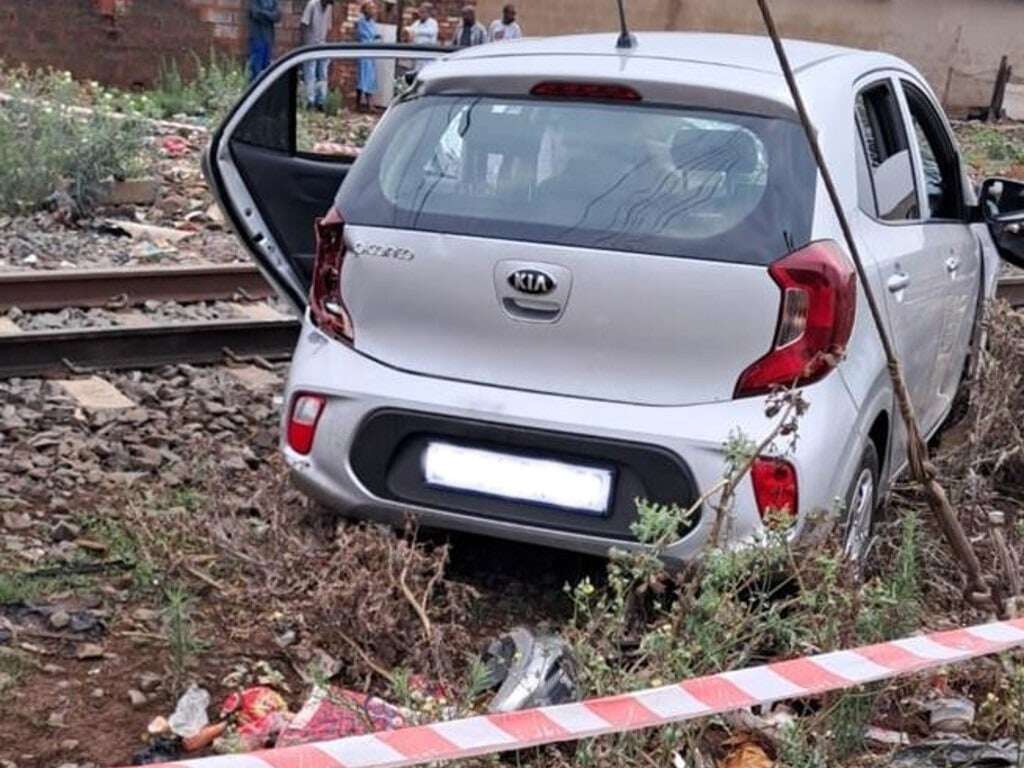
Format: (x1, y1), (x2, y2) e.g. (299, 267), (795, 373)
(0, 0), (466, 92)
(0, 0), (240, 87)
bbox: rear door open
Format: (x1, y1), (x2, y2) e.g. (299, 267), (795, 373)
(203, 44), (448, 310)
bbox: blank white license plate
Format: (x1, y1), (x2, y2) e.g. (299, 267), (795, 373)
(422, 442), (614, 515)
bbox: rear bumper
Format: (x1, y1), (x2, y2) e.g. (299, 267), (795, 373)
(282, 320), (864, 563)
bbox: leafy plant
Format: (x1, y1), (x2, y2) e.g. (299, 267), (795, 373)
(0, 572), (38, 604)
(124, 50), (247, 125)
(0, 66), (148, 214)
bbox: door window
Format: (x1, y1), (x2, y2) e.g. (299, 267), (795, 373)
(901, 81), (963, 221)
(855, 81), (918, 221)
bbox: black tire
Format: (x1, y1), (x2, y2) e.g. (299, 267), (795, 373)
(842, 442), (880, 565)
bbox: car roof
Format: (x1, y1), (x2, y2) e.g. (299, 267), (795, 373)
(419, 33), (909, 122)
(445, 32), (873, 75)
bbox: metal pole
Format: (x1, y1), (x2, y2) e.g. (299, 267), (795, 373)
(755, 0), (990, 603)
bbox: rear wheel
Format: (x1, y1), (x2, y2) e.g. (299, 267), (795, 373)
(842, 443), (879, 565)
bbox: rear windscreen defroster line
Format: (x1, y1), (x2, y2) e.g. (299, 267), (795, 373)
(335, 95), (816, 265)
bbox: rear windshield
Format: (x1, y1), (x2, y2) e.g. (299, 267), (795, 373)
(335, 95), (816, 264)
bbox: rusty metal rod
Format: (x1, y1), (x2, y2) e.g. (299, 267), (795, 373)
(0, 264), (272, 312)
(755, 0), (990, 602)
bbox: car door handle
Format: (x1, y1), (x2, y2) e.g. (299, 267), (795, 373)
(502, 297), (561, 321)
(945, 256), (962, 274)
(887, 272), (911, 293)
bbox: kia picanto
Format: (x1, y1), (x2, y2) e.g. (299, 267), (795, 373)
(205, 33), (1024, 564)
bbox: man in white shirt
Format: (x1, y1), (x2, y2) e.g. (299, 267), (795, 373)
(408, 3), (438, 45)
(407, 3), (438, 71)
(300, 0), (335, 110)
(488, 4), (521, 42)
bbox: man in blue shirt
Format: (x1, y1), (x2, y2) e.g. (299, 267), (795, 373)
(248, 0), (281, 81)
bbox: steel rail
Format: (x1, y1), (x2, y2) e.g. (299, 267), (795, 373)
(997, 274), (1024, 307)
(0, 318), (299, 378)
(0, 264), (272, 312)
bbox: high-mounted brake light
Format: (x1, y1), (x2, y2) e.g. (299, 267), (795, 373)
(530, 81), (642, 101)
(735, 240), (856, 397)
(751, 457), (798, 520)
(309, 207), (354, 344)
(287, 393), (326, 455)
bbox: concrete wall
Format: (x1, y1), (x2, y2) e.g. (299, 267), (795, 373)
(474, 0), (1024, 110)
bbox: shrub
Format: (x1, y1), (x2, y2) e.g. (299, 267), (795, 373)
(0, 67), (148, 215)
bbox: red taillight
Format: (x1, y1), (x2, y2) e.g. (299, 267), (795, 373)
(287, 393), (325, 455)
(751, 457), (798, 519)
(530, 81), (642, 101)
(309, 206), (354, 344)
(735, 240), (856, 397)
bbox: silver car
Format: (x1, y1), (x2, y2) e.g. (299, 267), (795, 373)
(206, 33), (1024, 563)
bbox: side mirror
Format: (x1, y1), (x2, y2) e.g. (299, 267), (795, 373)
(980, 177), (1024, 269)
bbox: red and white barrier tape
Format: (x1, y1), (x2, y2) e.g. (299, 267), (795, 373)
(147, 618), (1024, 768)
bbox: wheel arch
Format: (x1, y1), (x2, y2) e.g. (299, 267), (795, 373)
(867, 409), (890, 483)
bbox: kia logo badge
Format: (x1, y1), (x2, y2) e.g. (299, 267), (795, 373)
(508, 269), (556, 295)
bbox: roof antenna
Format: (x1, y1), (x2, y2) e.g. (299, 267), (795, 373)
(615, 0), (635, 49)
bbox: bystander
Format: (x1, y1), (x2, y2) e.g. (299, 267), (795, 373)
(248, 0), (281, 80)
(300, 0), (335, 111)
(488, 4), (521, 41)
(450, 5), (487, 48)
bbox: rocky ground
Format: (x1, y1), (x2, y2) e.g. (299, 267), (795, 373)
(7, 298), (291, 333)
(0, 361), (580, 768)
(0, 130), (246, 274)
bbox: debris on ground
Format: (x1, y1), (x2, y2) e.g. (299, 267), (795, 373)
(160, 136), (191, 158)
(718, 739), (773, 768)
(479, 627), (579, 713)
(168, 685), (210, 739)
(889, 738), (1021, 767)
(927, 697), (976, 734)
(274, 686), (405, 748)
(130, 735), (182, 766)
(182, 721), (227, 753)
(215, 686), (292, 752)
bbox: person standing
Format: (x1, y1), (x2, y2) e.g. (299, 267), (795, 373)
(248, 0), (281, 80)
(450, 5), (486, 48)
(488, 4), (521, 42)
(406, 3), (438, 72)
(355, 2), (381, 111)
(300, 0), (335, 111)
(408, 3), (438, 45)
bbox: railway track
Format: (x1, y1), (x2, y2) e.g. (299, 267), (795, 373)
(0, 263), (272, 311)
(0, 267), (1021, 379)
(0, 265), (297, 377)
(997, 274), (1024, 307)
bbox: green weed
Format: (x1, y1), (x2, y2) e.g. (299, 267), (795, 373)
(0, 652), (26, 698)
(563, 461), (928, 764)
(0, 572), (38, 604)
(80, 515), (159, 592)
(164, 584), (207, 695)
(116, 50), (246, 125)
(0, 66), (148, 214)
